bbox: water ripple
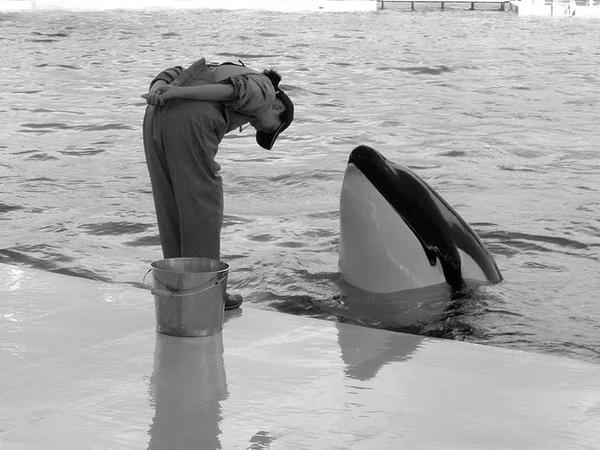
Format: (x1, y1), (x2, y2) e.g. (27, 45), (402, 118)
(79, 221), (153, 236)
(19, 122), (134, 132)
(484, 230), (590, 251)
(0, 203), (23, 214)
(377, 64), (456, 75)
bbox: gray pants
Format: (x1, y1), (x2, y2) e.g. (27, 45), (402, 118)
(143, 100), (228, 260)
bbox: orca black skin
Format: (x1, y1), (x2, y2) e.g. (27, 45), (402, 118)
(348, 145), (502, 290)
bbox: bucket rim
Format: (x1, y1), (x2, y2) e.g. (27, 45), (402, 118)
(150, 257), (229, 274)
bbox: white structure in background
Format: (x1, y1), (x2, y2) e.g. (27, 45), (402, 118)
(0, 0), (377, 11)
(509, 0), (600, 16)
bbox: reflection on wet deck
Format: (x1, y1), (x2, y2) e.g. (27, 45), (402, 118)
(1, 263), (599, 448)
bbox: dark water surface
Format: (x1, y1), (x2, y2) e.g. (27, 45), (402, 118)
(1, 9), (599, 362)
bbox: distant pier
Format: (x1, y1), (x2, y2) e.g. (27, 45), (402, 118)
(377, 0), (509, 10)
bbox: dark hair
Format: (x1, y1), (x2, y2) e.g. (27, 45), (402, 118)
(262, 69), (282, 91)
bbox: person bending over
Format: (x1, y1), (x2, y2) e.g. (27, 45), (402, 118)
(142, 57), (294, 309)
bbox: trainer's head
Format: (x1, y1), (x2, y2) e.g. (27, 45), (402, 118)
(254, 69), (294, 150)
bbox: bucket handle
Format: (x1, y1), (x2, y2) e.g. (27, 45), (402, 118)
(143, 269), (227, 298)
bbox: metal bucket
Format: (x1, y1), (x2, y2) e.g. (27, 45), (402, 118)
(148, 257), (229, 337)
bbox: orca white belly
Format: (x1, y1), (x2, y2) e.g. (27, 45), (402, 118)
(339, 164), (446, 293)
(338, 146), (502, 294)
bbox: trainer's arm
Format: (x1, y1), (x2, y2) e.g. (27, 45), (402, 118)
(142, 84), (235, 105)
(166, 84), (235, 102)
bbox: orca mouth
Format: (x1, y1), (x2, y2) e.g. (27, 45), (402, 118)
(344, 145), (502, 290)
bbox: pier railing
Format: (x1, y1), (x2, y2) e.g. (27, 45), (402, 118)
(377, 0), (511, 9)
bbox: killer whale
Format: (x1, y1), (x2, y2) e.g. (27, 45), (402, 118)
(339, 145), (502, 294)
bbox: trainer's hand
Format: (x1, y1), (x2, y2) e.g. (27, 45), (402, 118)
(142, 84), (174, 106)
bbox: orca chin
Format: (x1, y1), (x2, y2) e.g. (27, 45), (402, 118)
(339, 145), (502, 294)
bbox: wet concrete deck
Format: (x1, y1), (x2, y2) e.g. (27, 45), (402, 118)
(1, 262), (599, 448)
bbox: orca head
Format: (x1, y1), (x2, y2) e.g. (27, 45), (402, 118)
(339, 145), (502, 294)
